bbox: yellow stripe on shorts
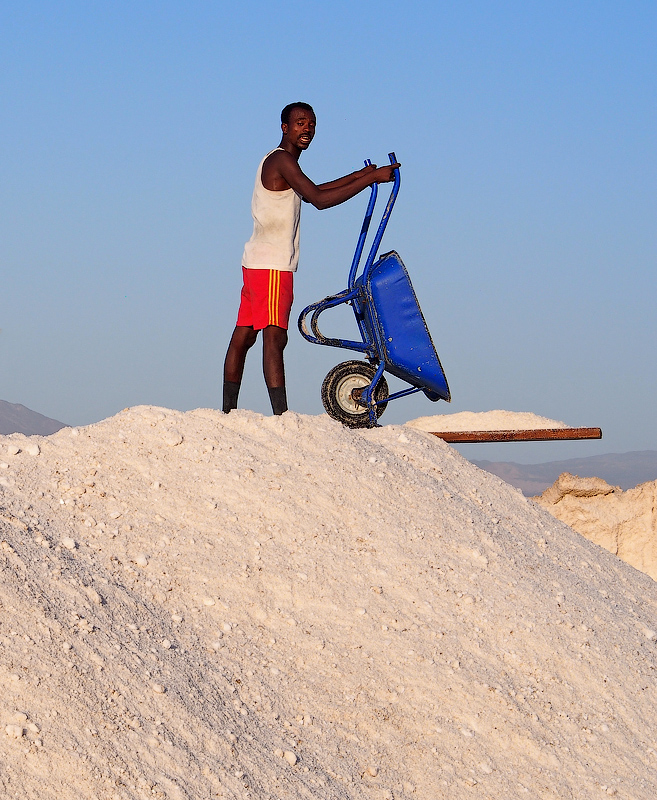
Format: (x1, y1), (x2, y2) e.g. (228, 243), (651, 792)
(268, 270), (280, 327)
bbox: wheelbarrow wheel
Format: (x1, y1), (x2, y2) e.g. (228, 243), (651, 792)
(321, 360), (389, 428)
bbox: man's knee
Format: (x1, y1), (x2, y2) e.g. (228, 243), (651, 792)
(263, 325), (288, 350)
(230, 326), (258, 351)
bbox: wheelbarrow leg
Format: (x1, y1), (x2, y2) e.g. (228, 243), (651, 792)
(360, 361), (387, 428)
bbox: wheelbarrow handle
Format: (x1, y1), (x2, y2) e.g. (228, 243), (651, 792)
(362, 154), (401, 273)
(348, 160), (378, 289)
(388, 152), (400, 183)
(348, 154), (400, 289)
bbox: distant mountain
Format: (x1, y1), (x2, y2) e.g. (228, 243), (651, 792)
(0, 399), (68, 436)
(473, 451), (657, 497)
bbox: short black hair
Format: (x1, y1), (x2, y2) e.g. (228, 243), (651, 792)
(281, 102), (315, 125)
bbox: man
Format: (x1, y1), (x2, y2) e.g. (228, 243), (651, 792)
(222, 102), (399, 415)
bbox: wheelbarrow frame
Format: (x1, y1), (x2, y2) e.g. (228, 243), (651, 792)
(298, 153), (450, 426)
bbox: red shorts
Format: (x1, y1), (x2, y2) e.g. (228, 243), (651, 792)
(236, 267), (294, 330)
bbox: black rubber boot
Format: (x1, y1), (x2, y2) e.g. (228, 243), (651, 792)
(267, 386), (288, 415)
(222, 381), (240, 413)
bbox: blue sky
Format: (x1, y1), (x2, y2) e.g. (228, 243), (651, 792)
(1, 1), (655, 462)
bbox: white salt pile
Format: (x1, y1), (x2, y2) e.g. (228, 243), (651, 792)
(1, 406), (656, 799)
(536, 473), (657, 582)
(406, 410), (568, 432)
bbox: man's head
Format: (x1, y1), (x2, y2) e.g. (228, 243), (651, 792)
(281, 102), (314, 126)
(280, 102), (316, 151)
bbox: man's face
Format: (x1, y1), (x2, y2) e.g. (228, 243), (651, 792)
(282, 108), (316, 150)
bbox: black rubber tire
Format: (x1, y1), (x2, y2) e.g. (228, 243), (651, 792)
(321, 360), (389, 428)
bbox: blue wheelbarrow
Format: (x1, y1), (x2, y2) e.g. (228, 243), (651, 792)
(298, 153), (450, 428)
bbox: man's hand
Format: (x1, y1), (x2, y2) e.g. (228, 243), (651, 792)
(370, 163), (400, 184)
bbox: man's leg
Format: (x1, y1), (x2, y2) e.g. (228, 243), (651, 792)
(262, 325), (288, 415)
(223, 325), (258, 412)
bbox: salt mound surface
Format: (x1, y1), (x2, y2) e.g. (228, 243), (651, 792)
(535, 473), (657, 582)
(1, 406), (656, 799)
(406, 410), (568, 432)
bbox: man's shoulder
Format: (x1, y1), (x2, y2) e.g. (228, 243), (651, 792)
(263, 148), (294, 166)
(261, 148), (305, 192)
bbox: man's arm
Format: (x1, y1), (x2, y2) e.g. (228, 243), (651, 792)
(268, 152), (400, 210)
(316, 165), (377, 191)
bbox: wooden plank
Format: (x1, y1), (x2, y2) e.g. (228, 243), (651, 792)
(429, 427), (602, 443)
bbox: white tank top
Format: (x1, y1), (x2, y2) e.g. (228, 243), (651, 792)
(242, 148), (301, 272)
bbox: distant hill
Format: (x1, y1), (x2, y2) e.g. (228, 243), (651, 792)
(473, 450), (657, 496)
(0, 399), (68, 436)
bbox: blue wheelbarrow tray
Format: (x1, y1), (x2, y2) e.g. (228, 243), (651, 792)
(355, 250), (450, 402)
